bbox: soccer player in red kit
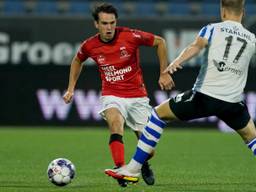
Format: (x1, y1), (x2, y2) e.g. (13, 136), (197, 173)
(63, 3), (174, 187)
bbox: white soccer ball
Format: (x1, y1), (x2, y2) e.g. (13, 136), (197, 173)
(47, 158), (76, 186)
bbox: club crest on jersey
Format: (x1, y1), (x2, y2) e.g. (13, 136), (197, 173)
(120, 46), (130, 59)
(97, 55), (105, 64)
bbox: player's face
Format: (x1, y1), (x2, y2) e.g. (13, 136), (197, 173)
(95, 12), (117, 42)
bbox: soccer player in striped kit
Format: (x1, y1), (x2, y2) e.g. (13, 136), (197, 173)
(105, 0), (256, 184)
(62, 3), (174, 187)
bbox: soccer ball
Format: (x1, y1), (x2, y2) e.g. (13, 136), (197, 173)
(47, 158), (76, 186)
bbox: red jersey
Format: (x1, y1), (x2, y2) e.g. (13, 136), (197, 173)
(76, 27), (154, 98)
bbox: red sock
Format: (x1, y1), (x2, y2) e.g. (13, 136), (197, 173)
(109, 140), (125, 167)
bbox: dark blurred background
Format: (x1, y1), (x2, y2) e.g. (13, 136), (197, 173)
(0, 0), (255, 131)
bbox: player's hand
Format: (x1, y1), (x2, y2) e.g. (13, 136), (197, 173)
(63, 90), (74, 104)
(163, 61), (183, 74)
(158, 73), (175, 90)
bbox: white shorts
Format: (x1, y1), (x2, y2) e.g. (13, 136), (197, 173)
(99, 96), (152, 132)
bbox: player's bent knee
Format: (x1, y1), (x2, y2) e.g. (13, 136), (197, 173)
(107, 117), (125, 134)
(236, 119), (256, 143)
(109, 121), (124, 134)
(154, 100), (177, 121)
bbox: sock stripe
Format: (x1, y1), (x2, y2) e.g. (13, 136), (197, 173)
(133, 147), (149, 164)
(138, 139), (154, 152)
(140, 134), (157, 147)
(247, 138), (256, 149)
(251, 145), (256, 154)
(150, 112), (166, 128)
(145, 126), (161, 139)
(247, 138), (256, 156)
(147, 121), (164, 134)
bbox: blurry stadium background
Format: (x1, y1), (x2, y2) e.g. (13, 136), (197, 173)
(0, 0), (255, 130)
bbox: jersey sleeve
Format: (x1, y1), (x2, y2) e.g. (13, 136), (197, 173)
(76, 40), (89, 62)
(132, 29), (155, 46)
(198, 24), (215, 43)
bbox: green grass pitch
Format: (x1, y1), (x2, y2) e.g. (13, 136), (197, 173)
(0, 127), (255, 192)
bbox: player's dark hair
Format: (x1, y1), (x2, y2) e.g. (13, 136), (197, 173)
(92, 3), (118, 22)
(221, 0), (244, 15)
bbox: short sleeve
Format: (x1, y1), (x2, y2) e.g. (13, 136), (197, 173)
(131, 29), (155, 46)
(76, 41), (89, 62)
(198, 24), (215, 43)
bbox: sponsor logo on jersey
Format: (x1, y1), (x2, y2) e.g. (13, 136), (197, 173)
(213, 59), (243, 76)
(97, 55), (105, 64)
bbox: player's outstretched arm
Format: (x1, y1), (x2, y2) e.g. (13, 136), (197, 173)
(164, 36), (207, 74)
(153, 35), (175, 90)
(63, 56), (83, 104)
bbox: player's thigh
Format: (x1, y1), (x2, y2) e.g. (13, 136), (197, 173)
(99, 96), (126, 132)
(99, 96), (128, 119)
(169, 90), (207, 121)
(104, 108), (125, 125)
(236, 119), (256, 143)
(126, 97), (152, 132)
